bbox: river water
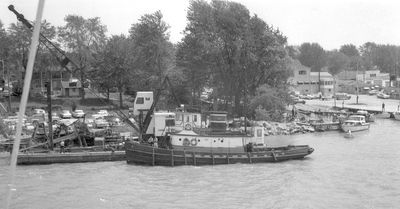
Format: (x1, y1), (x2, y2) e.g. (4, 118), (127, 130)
(1, 119), (400, 209)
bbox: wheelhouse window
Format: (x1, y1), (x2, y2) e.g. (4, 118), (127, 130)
(136, 97), (144, 104)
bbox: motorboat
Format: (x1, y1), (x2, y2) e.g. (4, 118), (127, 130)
(340, 115), (370, 132)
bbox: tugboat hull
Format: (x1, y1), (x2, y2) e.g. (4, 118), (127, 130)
(125, 142), (314, 166)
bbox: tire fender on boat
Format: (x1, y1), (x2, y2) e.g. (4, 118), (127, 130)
(183, 138), (190, 146)
(185, 123), (192, 130)
(271, 151), (277, 162)
(191, 138), (197, 146)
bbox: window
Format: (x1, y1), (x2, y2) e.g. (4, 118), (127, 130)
(194, 115), (198, 122)
(257, 129), (262, 137)
(186, 116), (190, 122)
(165, 119), (175, 126)
(145, 97), (150, 101)
(299, 70), (307, 75)
(370, 74), (376, 77)
(136, 97), (144, 104)
(176, 113), (182, 121)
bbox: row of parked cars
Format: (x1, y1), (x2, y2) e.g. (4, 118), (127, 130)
(30, 109), (118, 129)
(32, 108), (86, 120)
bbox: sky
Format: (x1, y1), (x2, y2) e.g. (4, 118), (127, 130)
(1, 0), (400, 50)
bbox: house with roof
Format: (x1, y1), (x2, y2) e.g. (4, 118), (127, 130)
(61, 78), (82, 97)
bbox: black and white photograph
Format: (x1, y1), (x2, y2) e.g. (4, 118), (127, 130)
(1, 0), (400, 208)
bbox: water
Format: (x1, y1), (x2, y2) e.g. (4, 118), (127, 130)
(1, 119), (400, 209)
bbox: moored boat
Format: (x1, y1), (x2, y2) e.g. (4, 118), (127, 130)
(341, 115), (370, 132)
(125, 111), (314, 166)
(356, 110), (375, 122)
(394, 112), (400, 121)
(125, 142), (313, 166)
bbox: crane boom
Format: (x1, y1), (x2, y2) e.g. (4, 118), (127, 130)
(8, 5), (79, 74)
(141, 76), (181, 137)
(8, 5), (141, 134)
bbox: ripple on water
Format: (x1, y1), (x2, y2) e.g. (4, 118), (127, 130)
(1, 119), (400, 209)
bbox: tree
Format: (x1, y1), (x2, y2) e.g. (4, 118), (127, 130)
(58, 15), (107, 100)
(248, 84), (290, 121)
(298, 42), (326, 72)
(327, 51), (349, 75)
(129, 11), (174, 91)
(298, 42), (326, 92)
(339, 44), (359, 57)
(178, 0), (287, 115)
(94, 35), (132, 108)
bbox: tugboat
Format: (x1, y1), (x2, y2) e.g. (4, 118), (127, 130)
(125, 111), (314, 166)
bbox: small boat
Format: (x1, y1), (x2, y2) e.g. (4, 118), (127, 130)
(344, 130), (354, 139)
(125, 112), (314, 166)
(394, 112), (400, 121)
(356, 110), (375, 122)
(341, 115), (370, 132)
(311, 121), (340, 131)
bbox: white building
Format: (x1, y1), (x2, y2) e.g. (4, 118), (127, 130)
(288, 65), (334, 97)
(356, 70), (390, 87)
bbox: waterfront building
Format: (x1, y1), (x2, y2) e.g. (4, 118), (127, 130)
(288, 65), (334, 97)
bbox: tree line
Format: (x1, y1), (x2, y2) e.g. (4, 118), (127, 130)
(292, 42), (400, 79)
(2, 0), (399, 121)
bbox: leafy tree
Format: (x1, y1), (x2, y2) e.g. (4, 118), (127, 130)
(327, 51), (349, 75)
(339, 44), (359, 57)
(129, 11), (174, 91)
(94, 35), (132, 107)
(178, 0), (287, 115)
(298, 42), (326, 72)
(298, 42), (326, 92)
(248, 84), (290, 121)
(58, 15), (107, 100)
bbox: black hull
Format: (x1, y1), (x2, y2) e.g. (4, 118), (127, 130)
(125, 142), (314, 166)
(17, 151), (126, 165)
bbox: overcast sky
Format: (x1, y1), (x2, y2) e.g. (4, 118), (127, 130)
(1, 0), (399, 50)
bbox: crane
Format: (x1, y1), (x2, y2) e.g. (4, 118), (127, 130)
(140, 76), (181, 140)
(8, 5), (141, 135)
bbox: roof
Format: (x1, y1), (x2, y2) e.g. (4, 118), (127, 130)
(310, 72), (332, 77)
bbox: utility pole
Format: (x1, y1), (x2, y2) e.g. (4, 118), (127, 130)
(334, 77), (337, 107)
(356, 61), (359, 104)
(8, 65), (11, 111)
(46, 71), (53, 150)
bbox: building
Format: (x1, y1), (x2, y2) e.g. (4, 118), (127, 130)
(288, 65), (334, 97)
(61, 78), (82, 97)
(356, 70), (390, 87)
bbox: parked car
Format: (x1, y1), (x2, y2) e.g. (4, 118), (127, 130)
(92, 110), (109, 118)
(368, 90), (379, 95)
(60, 110), (72, 119)
(33, 109), (46, 115)
(72, 109), (85, 118)
(94, 118), (109, 128)
(377, 92), (390, 99)
(51, 112), (60, 121)
(290, 95), (306, 104)
(334, 93), (351, 100)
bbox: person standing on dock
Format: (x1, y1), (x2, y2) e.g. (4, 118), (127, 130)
(382, 102), (385, 112)
(60, 141), (65, 153)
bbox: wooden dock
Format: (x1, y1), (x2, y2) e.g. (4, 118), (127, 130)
(16, 151), (125, 165)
